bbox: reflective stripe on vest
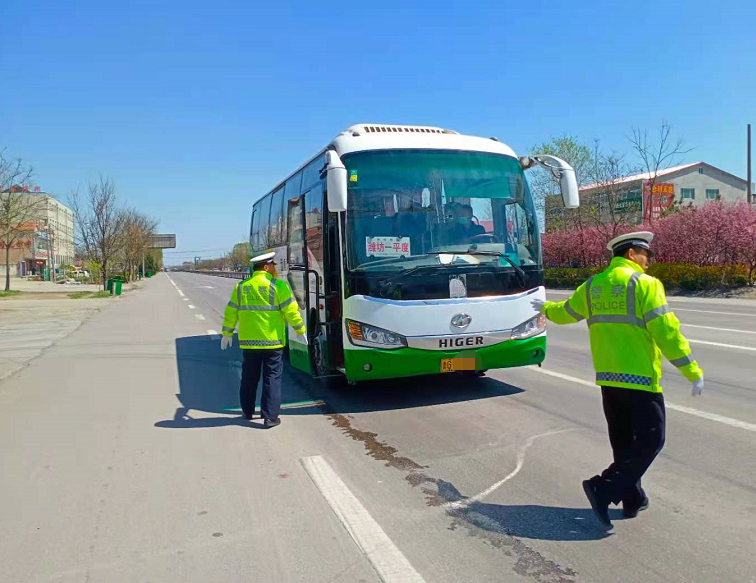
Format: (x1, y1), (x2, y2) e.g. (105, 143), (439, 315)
(596, 372), (652, 386)
(564, 300), (584, 322)
(239, 339), (282, 347)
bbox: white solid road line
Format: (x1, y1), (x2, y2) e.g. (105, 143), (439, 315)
(682, 323), (756, 335)
(301, 455), (427, 583)
(177, 290), (185, 297)
(525, 367), (756, 434)
(183, 298), (188, 301)
(195, 314), (206, 321)
(673, 307), (756, 317)
(206, 329), (219, 335)
(187, 305), (195, 309)
(688, 339), (756, 352)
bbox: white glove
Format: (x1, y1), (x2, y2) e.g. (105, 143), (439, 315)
(531, 298), (547, 313)
(220, 335), (233, 350)
(691, 376), (704, 396)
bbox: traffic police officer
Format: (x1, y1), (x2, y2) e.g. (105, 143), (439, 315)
(531, 232), (704, 528)
(220, 251), (306, 428)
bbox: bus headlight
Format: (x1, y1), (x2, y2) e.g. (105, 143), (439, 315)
(511, 314), (546, 340)
(346, 319), (407, 349)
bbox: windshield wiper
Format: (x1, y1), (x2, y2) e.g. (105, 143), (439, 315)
(377, 263), (464, 297)
(462, 249), (527, 286)
(425, 248), (527, 284)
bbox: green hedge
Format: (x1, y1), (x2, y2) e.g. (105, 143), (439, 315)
(546, 263), (750, 291)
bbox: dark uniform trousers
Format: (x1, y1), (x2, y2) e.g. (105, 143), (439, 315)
(598, 386), (666, 508)
(240, 349), (284, 421)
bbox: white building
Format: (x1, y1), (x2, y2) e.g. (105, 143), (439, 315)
(39, 195), (75, 268)
(546, 161), (754, 228)
(0, 190), (75, 277)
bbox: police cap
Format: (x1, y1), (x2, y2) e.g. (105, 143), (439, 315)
(607, 231), (654, 257)
(250, 251), (276, 268)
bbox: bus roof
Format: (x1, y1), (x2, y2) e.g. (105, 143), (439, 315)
(330, 123), (518, 159)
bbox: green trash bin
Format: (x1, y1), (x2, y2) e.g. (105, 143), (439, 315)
(106, 277), (123, 295)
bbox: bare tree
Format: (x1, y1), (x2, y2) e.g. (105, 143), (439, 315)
(69, 177), (126, 290)
(528, 136), (594, 232)
(628, 121), (693, 223)
(584, 144), (639, 241)
(121, 209), (157, 281)
(0, 150), (47, 291)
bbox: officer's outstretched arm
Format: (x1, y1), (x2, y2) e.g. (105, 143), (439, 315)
(221, 283), (240, 336)
(277, 282), (306, 336)
(542, 281), (589, 325)
(641, 277), (703, 381)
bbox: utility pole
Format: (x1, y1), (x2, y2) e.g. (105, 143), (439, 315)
(748, 123), (752, 205)
(50, 228), (55, 282)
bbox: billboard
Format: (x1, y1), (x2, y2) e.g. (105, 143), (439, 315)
(149, 234), (176, 249)
(643, 181), (675, 220)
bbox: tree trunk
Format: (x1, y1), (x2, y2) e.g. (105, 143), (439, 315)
(4, 245), (10, 292)
(101, 260), (107, 291)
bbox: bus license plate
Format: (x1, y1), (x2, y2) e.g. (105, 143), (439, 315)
(440, 358), (455, 373)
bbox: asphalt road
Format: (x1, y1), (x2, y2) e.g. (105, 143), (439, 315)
(1, 272), (754, 583)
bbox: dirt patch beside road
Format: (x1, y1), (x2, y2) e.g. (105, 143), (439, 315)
(0, 298), (109, 382)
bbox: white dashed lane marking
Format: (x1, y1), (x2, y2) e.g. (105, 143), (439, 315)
(301, 456), (427, 583)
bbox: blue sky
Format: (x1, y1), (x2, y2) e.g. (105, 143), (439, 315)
(2, 0), (754, 263)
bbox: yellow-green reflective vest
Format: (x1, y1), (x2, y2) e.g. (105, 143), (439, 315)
(222, 270), (305, 349)
(543, 256), (703, 393)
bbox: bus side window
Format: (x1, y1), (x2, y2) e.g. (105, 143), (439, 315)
(287, 197), (305, 266)
(250, 205), (261, 252)
(269, 187), (285, 247)
(305, 183), (324, 273)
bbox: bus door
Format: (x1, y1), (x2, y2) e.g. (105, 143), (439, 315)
(303, 184), (336, 377)
(285, 195), (312, 374)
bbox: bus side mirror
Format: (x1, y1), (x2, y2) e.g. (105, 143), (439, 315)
(520, 155), (580, 209)
(326, 150), (347, 212)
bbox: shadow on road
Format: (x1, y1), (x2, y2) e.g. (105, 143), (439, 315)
(316, 374), (524, 415)
(155, 335), (318, 430)
(452, 501), (619, 541)
(155, 334), (527, 429)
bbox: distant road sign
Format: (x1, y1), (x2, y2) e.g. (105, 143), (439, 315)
(149, 234), (176, 249)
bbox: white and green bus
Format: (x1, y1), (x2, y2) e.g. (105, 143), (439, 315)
(250, 124), (579, 383)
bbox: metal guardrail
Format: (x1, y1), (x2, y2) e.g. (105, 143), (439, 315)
(179, 269), (247, 280)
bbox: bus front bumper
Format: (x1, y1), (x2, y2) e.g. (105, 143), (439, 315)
(343, 335), (546, 382)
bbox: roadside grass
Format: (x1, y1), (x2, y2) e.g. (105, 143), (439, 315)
(0, 290), (21, 298)
(67, 291), (112, 299)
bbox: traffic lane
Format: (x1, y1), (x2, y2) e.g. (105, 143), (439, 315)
(169, 272), (237, 325)
(306, 358), (756, 583)
(164, 275), (597, 582)
(169, 274), (756, 581)
(0, 274), (386, 583)
(545, 321), (756, 426)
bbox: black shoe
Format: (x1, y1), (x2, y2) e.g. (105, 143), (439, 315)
(242, 412), (253, 421)
(582, 478), (613, 529)
(263, 417), (281, 429)
(623, 497), (649, 518)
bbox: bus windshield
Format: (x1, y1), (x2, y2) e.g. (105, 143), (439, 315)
(344, 149), (541, 272)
